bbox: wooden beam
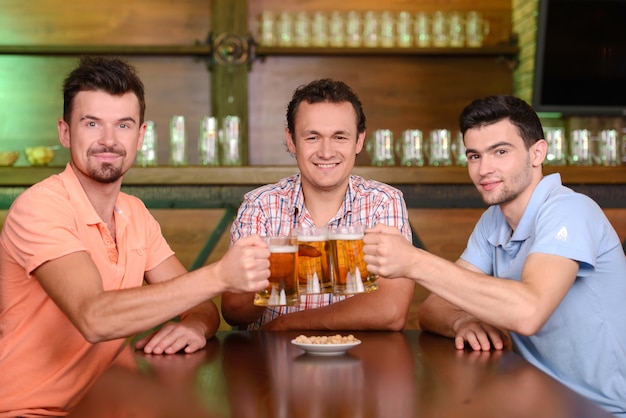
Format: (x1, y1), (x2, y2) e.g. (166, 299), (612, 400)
(210, 0), (250, 165)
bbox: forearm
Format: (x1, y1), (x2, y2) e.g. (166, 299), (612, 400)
(264, 278), (414, 331)
(409, 251), (553, 334)
(417, 293), (470, 338)
(179, 298), (221, 339)
(81, 265), (227, 342)
(38, 236), (270, 343)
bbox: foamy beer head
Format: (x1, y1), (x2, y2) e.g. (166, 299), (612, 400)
(293, 227), (332, 294)
(254, 236), (299, 306)
(328, 225), (378, 295)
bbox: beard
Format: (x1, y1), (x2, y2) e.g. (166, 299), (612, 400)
(85, 146), (127, 183)
(479, 156), (533, 206)
(88, 163), (124, 183)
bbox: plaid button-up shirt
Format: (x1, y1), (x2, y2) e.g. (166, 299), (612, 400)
(230, 174), (412, 330)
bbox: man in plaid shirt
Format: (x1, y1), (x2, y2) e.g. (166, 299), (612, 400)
(221, 79), (415, 331)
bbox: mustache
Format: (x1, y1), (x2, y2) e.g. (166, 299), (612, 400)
(88, 147), (126, 157)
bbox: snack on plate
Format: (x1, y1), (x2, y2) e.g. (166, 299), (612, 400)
(24, 146), (55, 166)
(294, 334), (359, 344)
(0, 151), (19, 166)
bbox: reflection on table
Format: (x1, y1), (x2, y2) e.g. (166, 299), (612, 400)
(67, 330), (613, 418)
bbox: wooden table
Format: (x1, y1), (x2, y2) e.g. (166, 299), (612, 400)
(67, 330), (613, 418)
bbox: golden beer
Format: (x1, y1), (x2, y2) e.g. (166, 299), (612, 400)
(328, 227), (378, 295)
(294, 228), (332, 294)
(254, 237), (299, 306)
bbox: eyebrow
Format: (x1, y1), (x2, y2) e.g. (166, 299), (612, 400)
(81, 115), (137, 124)
(301, 129), (352, 136)
(465, 141), (515, 154)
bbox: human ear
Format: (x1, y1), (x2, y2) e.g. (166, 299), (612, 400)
(57, 119), (71, 149)
(355, 131), (366, 154)
(532, 139), (548, 166)
(285, 128), (296, 155)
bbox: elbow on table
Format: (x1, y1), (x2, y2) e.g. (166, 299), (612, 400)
(220, 293), (262, 328)
(75, 317), (111, 344)
(71, 305), (119, 343)
(508, 306), (546, 336)
(386, 316), (407, 332)
(381, 302), (410, 331)
(223, 314), (253, 328)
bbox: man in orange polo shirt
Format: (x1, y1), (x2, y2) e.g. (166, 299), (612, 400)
(0, 56), (270, 417)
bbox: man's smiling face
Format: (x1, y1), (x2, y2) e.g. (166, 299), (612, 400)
(286, 101), (365, 193)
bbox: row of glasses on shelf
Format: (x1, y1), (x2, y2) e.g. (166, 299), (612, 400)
(256, 10), (490, 49)
(543, 127), (625, 166)
(367, 128), (467, 167)
(136, 123), (624, 169)
(366, 126), (626, 167)
(136, 115), (243, 167)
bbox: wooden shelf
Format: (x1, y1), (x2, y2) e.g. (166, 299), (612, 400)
(254, 44), (519, 58)
(0, 44), (212, 56)
(1, 165), (625, 187)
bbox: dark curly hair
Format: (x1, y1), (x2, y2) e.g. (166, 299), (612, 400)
(459, 95), (544, 149)
(62, 56), (145, 124)
(285, 78), (366, 138)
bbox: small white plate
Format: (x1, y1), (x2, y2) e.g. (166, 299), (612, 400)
(291, 339), (361, 356)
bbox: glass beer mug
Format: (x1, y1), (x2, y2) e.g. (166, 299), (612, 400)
(367, 129), (395, 166)
(569, 129), (593, 166)
(428, 129), (453, 166)
(328, 225), (378, 295)
(254, 236), (299, 306)
(396, 129), (425, 167)
(596, 129), (621, 166)
(465, 11), (490, 47)
(292, 227), (332, 294)
(543, 127), (566, 166)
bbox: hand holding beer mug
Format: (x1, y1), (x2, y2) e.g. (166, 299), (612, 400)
(254, 236), (299, 306)
(328, 225), (378, 295)
(293, 227), (332, 294)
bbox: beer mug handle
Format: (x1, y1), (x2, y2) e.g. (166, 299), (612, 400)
(394, 137), (402, 159)
(591, 136), (600, 165)
(365, 135), (373, 157)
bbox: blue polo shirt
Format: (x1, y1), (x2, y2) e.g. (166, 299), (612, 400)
(461, 173), (626, 416)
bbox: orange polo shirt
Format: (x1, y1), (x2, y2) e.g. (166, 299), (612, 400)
(0, 164), (174, 417)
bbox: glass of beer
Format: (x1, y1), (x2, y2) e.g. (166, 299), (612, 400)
(328, 225), (378, 295)
(293, 227), (332, 294)
(254, 236), (299, 306)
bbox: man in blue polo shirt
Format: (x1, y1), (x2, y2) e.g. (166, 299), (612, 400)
(363, 95), (626, 416)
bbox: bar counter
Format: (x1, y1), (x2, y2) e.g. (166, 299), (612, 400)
(2, 165), (626, 186)
(2, 165), (625, 211)
(67, 330), (613, 418)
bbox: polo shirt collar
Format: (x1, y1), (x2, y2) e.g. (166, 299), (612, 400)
(57, 163), (124, 226)
(490, 173), (561, 247)
(514, 172), (561, 239)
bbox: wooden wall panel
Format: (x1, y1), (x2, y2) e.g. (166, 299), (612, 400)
(245, 0), (515, 165)
(248, 55), (515, 165)
(605, 209), (626, 244)
(1, 0), (515, 167)
(0, 0), (210, 45)
(149, 209), (232, 269)
(408, 208), (481, 261)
